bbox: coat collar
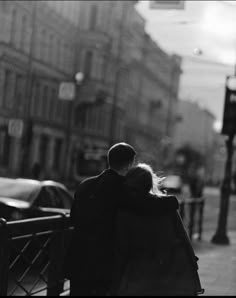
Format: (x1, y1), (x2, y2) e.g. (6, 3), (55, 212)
(100, 169), (125, 181)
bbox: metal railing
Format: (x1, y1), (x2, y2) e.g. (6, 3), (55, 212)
(0, 213), (72, 296)
(0, 198), (205, 296)
(179, 198), (205, 241)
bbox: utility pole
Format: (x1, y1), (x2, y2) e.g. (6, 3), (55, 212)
(20, 1), (37, 177)
(108, 2), (128, 148)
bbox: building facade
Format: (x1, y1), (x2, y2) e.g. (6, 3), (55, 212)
(71, 0), (182, 177)
(0, 0), (182, 182)
(173, 100), (218, 181)
(0, 0), (78, 180)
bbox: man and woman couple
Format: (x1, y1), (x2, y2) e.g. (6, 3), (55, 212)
(65, 143), (203, 296)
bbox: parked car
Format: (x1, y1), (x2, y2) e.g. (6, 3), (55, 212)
(0, 178), (74, 221)
(161, 175), (184, 198)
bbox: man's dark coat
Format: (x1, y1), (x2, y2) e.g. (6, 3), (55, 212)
(65, 169), (179, 284)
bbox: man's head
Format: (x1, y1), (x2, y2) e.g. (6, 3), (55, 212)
(108, 143), (136, 175)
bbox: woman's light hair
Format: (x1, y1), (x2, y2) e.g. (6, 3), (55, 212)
(136, 163), (165, 196)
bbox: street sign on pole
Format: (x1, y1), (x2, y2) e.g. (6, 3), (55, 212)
(58, 82), (76, 101)
(8, 119), (24, 138)
(150, 0), (185, 10)
(222, 76), (236, 135)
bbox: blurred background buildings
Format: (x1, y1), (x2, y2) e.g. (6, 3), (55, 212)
(0, 0), (222, 185)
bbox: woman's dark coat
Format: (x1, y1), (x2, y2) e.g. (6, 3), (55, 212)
(113, 203), (203, 296)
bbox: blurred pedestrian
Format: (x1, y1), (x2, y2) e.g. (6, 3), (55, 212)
(112, 164), (203, 296)
(189, 167), (205, 199)
(64, 143), (179, 296)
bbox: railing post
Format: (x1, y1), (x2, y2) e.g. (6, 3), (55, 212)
(47, 216), (66, 296)
(197, 199), (205, 241)
(0, 219), (9, 296)
(188, 201), (196, 241)
(179, 200), (185, 220)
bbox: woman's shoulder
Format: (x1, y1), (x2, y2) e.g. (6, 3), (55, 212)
(147, 193), (178, 201)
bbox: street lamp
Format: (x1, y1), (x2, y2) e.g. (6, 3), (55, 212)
(75, 72), (85, 86)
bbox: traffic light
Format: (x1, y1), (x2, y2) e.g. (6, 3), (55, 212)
(222, 76), (236, 136)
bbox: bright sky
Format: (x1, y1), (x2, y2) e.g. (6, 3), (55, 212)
(136, 0), (236, 126)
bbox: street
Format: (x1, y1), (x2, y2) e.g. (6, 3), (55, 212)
(191, 187), (236, 296)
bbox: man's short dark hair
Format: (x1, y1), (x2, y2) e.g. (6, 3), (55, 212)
(108, 143), (136, 171)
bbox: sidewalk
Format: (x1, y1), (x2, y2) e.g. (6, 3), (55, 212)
(193, 231), (236, 296)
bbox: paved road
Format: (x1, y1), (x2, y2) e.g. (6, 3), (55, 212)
(190, 187), (236, 296)
(182, 186), (236, 233)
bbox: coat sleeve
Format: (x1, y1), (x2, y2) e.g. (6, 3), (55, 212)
(70, 177), (97, 228)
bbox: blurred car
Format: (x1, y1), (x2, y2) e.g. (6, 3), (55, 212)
(0, 178), (73, 221)
(161, 175), (183, 197)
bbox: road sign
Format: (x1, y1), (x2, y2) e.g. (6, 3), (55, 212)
(150, 0), (185, 10)
(58, 82), (76, 101)
(8, 119), (24, 138)
(222, 76), (236, 135)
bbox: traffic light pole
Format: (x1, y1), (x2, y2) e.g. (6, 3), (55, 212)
(212, 62), (236, 245)
(212, 134), (235, 244)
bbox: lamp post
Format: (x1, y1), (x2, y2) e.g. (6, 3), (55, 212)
(61, 72), (84, 182)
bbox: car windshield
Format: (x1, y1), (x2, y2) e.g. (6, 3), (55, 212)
(0, 178), (41, 203)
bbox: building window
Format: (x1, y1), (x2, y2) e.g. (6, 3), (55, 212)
(32, 81), (40, 117)
(56, 100), (64, 122)
(48, 87), (54, 120)
(42, 85), (49, 117)
(3, 70), (15, 110)
(53, 138), (63, 171)
(0, 128), (11, 167)
(39, 135), (49, 167)
(63, 43), (67, 70)
(50, 88), (57, 121)
(15, 74), (26, 113)
(56, 39), (61, 68)
(20, 15), (27, 52)
(38, 84), (45, 118)
(40, 29), (46, 61)
(10, 9), (17, 46)
(83, 51), (93, 78)
(52, 37), (57, 66)
(49, 34), (54, 64)
(89, 4), (98, 31)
